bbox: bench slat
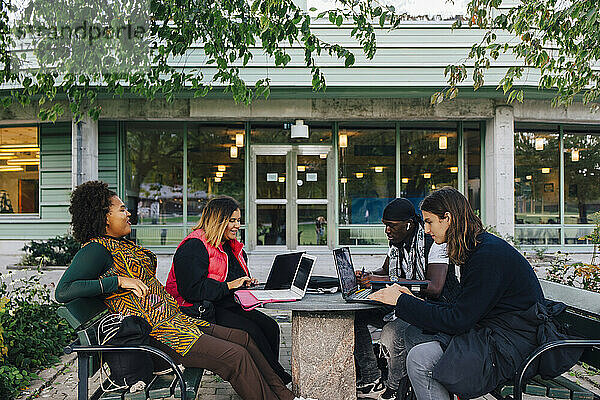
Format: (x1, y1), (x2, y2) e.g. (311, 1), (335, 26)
(532, 377), (570, 398)
(524, 379), (549, 396)
(147, 374), (177, 399)
(58, 297), (107, 330)
(552, 376), (595, 400)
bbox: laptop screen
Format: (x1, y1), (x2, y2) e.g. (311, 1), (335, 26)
(334, 247), (359, 295)
(264, 252), (304, 290)
(292, 255), (314, 292)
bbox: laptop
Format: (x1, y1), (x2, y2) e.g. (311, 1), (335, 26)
(264, 252), (305, 290)
(248, 254), (316, 301)
(333, 247), (429, 304)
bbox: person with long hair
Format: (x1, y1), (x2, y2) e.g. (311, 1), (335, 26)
(369, 187), (578, 400)
(165, 195), (291, 384)
(55, 181), (310, 400)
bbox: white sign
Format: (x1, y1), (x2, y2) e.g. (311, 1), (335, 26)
(266, 173), (278, 182)
(306, 173), (317, 182)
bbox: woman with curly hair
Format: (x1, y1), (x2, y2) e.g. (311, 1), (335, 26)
(165, 195), (292, 384)
(55, 181), (310, 400)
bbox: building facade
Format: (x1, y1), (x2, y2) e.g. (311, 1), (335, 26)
(1, 21), (599, 254)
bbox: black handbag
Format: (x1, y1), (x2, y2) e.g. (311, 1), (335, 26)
(97, 314), (155, 391)
(179, 300), (216, 322)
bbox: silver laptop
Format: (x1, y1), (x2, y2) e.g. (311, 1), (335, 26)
(249, 254), (316, 301)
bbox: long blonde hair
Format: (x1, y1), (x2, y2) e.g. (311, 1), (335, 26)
(420, 187), (484, 265)
(193, 196), (240, 247)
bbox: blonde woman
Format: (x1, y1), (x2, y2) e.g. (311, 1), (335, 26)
(166, 196), (291, 384)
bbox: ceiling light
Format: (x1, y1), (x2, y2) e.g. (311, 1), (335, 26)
(526, 175), (532, 180)
(355, 172), (364, 179)
(571, 149), (579, 162)
(340, 177), (347, 184)
(230, 146), (238, 158)
(297, 165), (306, 172)
(214, 177), (221, 183)
(278, 176), (285, 183)
(291, 120), (309, 139)
(7, 158), (39, 165)
(402, 178), (409, 184)
(423, 173), (432, 179)
(339, 134), (348, 148)
(407, 150), (412, 155)
(450, 166), (458, 173)
(217, 165), (226, 172)
(0, 144), (37, 149)
(0, 166), (24, 171)
(216, 172), (223, 178)
(319, 153), (327, 159)
(0, 147), (39, 152)
(0, 155), (16, 160)
(374, 166), (383, 173)
(432, 184), (436, 189)
(541, 168), (550, 174)
(439, 135), (447, 150)
(535, 138), (544, 150)
(235, 133), (244, 147)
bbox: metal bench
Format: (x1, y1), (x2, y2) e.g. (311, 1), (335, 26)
(491, 280), (600, 400)
(57, 297), (203, 400)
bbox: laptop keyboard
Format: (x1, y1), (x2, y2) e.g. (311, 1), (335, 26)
(251, 290), (297, 301)
(351, 289), (372, 299)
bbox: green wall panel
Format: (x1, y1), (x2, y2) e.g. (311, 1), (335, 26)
(40, 122), (71, 223)
(40, 188), (70, 203)
(41, 205), (70, 219)
(98, 121), (119, 191)
(0, 222), (69, 239)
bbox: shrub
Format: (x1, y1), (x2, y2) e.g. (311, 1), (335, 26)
(0, 271), (75, 399)
(19, 235), (80, 267)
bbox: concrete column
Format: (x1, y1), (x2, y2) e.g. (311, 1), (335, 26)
(485, 105), (515, 237)
(71, 115), (98, 188)
(291, 311), (355, 400)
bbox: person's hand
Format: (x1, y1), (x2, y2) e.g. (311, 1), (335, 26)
(227, 276), (252, 290)
(249, 278), (259, 286)
(355, 270), (372, 287)
(368, 284), (404, 305)
(118, 276), (149, 298)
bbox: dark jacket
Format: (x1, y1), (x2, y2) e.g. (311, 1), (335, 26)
(396, 233), (581, 399)
(430, 299), (582, 399)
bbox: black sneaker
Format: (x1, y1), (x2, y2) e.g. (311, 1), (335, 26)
(357, 377), (386, 399)
(378, 387), (397, 400)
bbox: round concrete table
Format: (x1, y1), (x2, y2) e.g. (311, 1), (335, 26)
(264, 293), (381, 400)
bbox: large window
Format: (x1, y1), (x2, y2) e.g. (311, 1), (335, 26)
(464, 122), (482, 215)
(125, 122), (184, 245)
(187, 123), (246, 240)
(338, 124), (395, 245)
(514, 124), (600, 246)
(0, 126), (39, 214)
(399, 124), (458, 204)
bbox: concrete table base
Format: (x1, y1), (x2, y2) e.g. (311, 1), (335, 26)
(291, 310), (356, 400)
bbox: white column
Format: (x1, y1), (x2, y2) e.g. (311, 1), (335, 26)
(485, 105), (515, 237)
(71, 115), (98, 188)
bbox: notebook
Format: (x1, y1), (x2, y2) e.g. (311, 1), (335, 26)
(247, 254), (316, 301)
(333, 247), (429, 304)
(264, 252), (305, 290)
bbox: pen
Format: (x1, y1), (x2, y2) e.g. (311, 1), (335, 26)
(361, 267), (365, 277)
(356, 288), (366, 293)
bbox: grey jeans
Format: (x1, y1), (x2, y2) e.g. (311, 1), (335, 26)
(379, 318), (411, 391)
(405, 340), (451, 400)
(354, 308), (389, 384)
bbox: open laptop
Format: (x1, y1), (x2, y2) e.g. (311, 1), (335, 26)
(333, 247), (429, 304)
(248, 254), (316, 301)
(264, 252), (305, 290)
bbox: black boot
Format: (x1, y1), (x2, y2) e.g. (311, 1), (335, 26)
(395, 376), (410, 400)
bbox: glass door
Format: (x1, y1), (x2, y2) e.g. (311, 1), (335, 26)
(249, 145), (333, 250)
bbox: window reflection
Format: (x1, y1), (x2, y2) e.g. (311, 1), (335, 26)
(399, 126), (458, 203)
(338, 125), (395, 224)
(563, 130), (600, 224)
(125, 123), (183, 226)
(464, 123), (481, 215)
(187, 123), (245, 221)
(0, 127), (39, 214)
(514, 130), (559, 224)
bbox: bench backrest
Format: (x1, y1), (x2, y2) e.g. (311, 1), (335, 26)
(540, 280), (600, 369)
(57, 297), (108, 378)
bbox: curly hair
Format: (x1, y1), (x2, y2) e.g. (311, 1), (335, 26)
(69, 181), (117, 243)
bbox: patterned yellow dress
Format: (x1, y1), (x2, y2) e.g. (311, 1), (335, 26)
(90, 236), (210, 356)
